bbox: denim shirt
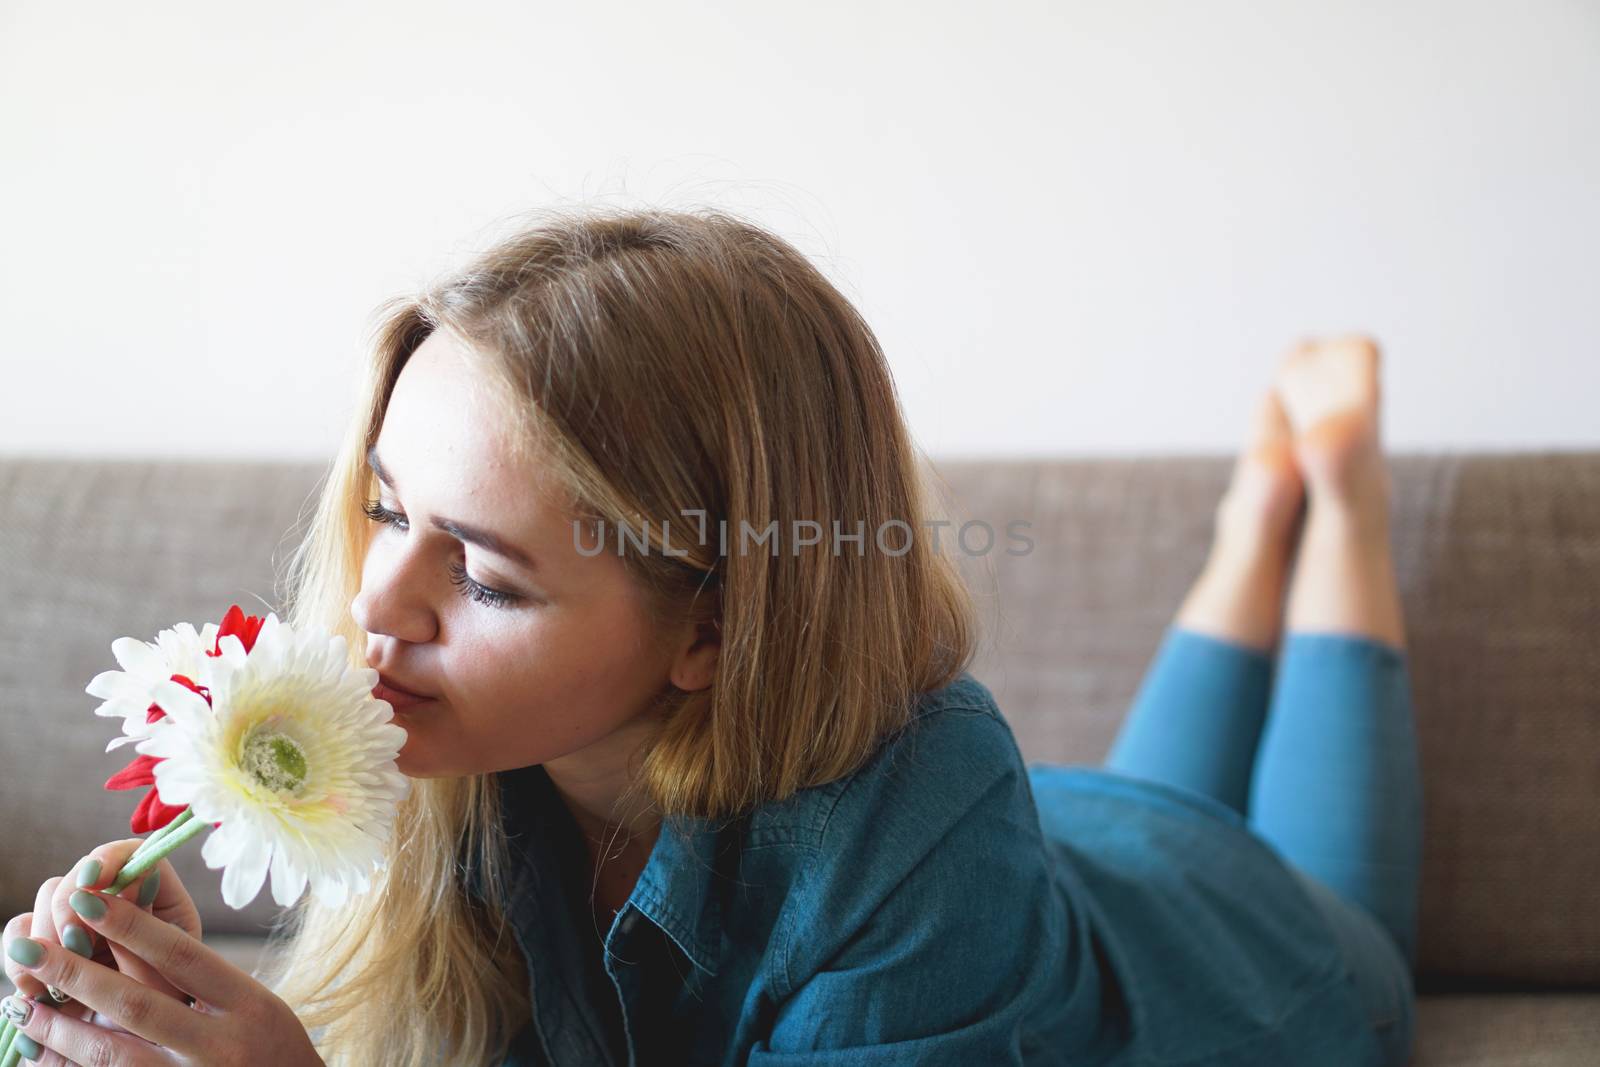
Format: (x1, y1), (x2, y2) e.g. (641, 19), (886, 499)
(483, 672), (1377, 1067)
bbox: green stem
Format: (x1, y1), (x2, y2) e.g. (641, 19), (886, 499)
(129, 807), (194, 867)
(1, 1020), (19, 1067)
(111, 814), (207, 893)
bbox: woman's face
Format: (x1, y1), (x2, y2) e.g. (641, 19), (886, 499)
(349, 330), (699, 780)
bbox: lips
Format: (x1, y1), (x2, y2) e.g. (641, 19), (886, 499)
(373, 673), (436, 711)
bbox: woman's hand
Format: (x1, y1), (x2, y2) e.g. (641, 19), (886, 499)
(1, 885), (321, 1066)
(4, 839), (202, 1015)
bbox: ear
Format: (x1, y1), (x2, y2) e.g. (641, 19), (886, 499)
(667, 615), (721, 693)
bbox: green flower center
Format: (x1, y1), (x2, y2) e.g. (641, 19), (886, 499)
(240, 729), (309, 795)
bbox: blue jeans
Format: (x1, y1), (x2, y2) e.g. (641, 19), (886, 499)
(1104, 626), (1422, 1067)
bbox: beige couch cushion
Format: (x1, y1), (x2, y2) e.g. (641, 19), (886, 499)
(1412, 993), (1600, 1065)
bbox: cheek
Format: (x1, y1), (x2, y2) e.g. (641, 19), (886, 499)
(454, 618), (669, 752)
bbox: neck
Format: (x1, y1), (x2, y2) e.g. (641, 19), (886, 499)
(544, 714), (664, 893)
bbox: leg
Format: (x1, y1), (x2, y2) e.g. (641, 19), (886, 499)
(1246, 337), (1422, 1063)
(1250, 578), (1423, 965)
(1105, 391), (1305, 816)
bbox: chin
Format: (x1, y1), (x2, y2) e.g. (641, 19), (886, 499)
(394, 746), (467, 780)
(393, 747), (433, 778)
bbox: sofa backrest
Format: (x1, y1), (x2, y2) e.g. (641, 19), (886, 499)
(1, 453), (1595, 986)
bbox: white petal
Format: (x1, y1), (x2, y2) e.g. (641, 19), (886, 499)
(137, 725), (189, 759)
(201, 822), (251, 870)
(150, 679), (212, 731)
(110, 637), (160, 677)
(86, 670), (135, 701)
(268, 848), (308, 907)
(150, 760), (208, 805)
(217, 634), (249, 665)
(221, 841), (271, 909)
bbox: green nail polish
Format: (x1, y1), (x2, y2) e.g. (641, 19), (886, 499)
(62, 923), (93, 958)
(5, 937), (43, 967)
(76, 858), (101, 888)
(69, 890), (107, 922)
(13, 1032), (42, 1060)
(137, 868), (162, 908)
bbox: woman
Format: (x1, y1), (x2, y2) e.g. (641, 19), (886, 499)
(1, 207), (1420, 1066)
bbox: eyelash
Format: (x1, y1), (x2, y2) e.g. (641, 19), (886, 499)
(361, 499), (522, 609)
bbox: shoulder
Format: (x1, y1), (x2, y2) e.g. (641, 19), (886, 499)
(820, 671), (1027, 842)
(743, 671), (1023, 841)
(766, 671), (1052, 993)
(744, 671), (1028, 852)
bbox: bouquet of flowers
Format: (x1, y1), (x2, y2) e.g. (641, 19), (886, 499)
(0, 606), (409, 1067)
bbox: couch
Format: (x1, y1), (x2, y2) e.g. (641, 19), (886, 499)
(2, 452), (1596, 1064)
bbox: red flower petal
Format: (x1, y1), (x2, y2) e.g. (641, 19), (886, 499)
(130, 787), (187, 835)
(212, 604), (266, 656)
(169, 673), (211, 705)
(105, 754), (159, 791)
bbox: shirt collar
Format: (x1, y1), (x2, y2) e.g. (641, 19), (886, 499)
(490, 763), (733, 979)
(628, 808), (729, 977)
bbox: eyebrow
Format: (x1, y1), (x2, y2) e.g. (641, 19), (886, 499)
(366, 445), (538, 571)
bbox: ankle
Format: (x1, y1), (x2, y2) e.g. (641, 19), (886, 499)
(1304, 489), (1393, 546)
(1212, 493), (1302, 570)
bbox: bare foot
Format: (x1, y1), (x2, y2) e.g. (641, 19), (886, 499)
(1178, 390), (1302, 653)
(1216, 387), (1306, 554)
(1273, 335), (1394, 520)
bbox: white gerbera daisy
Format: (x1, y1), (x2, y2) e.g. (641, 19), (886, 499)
(135, 613), (411, 909)
(86, 621), (221, 751)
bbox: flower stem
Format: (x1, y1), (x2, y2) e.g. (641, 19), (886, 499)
(111, 812), (207, 893)
(126, 807), (194, 867)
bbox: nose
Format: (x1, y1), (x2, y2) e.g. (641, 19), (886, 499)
(350, 535), (440, 648)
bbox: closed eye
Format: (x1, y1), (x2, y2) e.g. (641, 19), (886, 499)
(361, 499), (523, 609)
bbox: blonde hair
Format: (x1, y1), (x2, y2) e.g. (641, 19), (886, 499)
(260, 205), (979, 1065)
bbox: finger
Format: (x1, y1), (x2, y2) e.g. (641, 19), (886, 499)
(44, 868), (109, 1013)
(107, 935), (193, 1007)
(58, 842), (155, 951)
(25, 881), (58, 1005)
(58, 888), (255, 1015)
(139, 858), (205, 942)
(4, 913), (47, 1002)
(82, 841), (204, 942)
(3, 997), (75, 1067)
(31, 879), (89, 1015)
(2, 926), (204, 1051)
(61, 845), (195, 1003)
(1, 992), (165, 1067)
(88, 838), (162, 901)
(77, 863), (193, 1005)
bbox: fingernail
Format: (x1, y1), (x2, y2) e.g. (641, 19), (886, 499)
(76, 858), (101, 888)
(5, 937), (43, 967)
(1, 993), (33, 1025)
(13, 1031), (42, 1060)
(62, 922), (94, 959)
(137, 868), (162, 908)
(69, 890), (108, 922)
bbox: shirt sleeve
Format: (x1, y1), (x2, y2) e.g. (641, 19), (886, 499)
(746, 707), (1068, 1066)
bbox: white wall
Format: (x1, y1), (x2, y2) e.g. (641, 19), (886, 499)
(1, 0), (1594, 461)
